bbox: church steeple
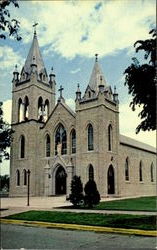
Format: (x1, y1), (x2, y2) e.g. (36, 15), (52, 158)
(88, 54), (107, 94)
(19, 26), (48, 84)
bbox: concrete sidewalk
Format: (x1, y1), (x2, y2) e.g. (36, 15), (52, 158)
(0, 196), (156, 217)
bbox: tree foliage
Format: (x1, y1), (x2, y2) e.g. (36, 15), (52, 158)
(84, 179), (100, 208)
(0, 102), (13, 162)
(0, 0), (21, 40)
(68, 175), (84, 207)
(0, 174), (9, 191)
(124, 29), (156, 133)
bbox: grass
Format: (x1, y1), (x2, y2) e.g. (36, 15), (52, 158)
(5, 211), (156, 230)
(63, 196), (156, 212)
(95, 196), (156, 212)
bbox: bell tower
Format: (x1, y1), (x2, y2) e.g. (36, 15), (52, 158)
(10, 26), (56, 197)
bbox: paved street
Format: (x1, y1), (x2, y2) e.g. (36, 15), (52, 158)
(1, 224), (156, 249)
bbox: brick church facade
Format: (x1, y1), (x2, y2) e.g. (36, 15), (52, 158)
(9, 31), (156, 197)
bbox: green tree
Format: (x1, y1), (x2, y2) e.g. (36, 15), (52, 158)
(0, 0), (21, 40)
(124, 29), (156, 133)
(68, 175), (84, 207)
(84, 179), (100, 208)
(0, 102), (13, 163)
(0, 174), (9, 191)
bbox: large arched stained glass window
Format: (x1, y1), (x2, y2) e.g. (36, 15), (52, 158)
(88, 124), (93, 151)
(125, 157), (129, 181)
(55, 124), (67, 155)
(45, 134), (50, 157)
(20, 135), (25, 158)
(71, 129), (76, 154)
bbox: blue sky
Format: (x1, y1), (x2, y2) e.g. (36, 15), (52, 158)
(0, 0), (156, 175)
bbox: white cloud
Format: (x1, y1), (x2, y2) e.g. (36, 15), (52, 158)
(66, 98), (75, 111)
(119, 101), (156, 147)
(17, 0), (155, 59)
(3, 99), (12, 124)
(70, 68), (81, 74)
(0, 46), (24, 76)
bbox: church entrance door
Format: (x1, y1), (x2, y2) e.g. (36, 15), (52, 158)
(55, 165), (67, 195)
(107, 165), (115, 194)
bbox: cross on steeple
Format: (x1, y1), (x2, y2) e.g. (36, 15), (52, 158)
(58, 85), (64, 98)
(33, 22), (38, 34)
(95, 53), (98, 62)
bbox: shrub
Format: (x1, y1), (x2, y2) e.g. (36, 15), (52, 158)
(68, 175), (84, 207)
(84, 179), (100, 208)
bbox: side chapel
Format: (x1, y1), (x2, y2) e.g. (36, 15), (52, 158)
(9, 30), (156, 197)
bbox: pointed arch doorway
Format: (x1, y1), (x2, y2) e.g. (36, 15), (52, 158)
(107, 165), (115, 194)
(55, 165), (67, 195)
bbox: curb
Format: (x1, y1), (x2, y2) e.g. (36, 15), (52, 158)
(1, 219), (156, 237)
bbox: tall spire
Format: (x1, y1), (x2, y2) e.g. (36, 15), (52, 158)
(88, 55), (107, 93)
(23, 24), (47, 78)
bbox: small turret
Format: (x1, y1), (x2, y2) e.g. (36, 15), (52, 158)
(113, 86), (119, 103)
(75, 84), (81, 101)
(49, 67), (56, 84)
(13, 65), (19, 82)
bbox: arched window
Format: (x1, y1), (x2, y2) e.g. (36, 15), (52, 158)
(151, 163), (154, 182)
(71, 129), (76, 154)
(38, 97), (43, 121)
(45, 134), (50, 157)
(16, 170), (20, 186)
(88, 124), (93, 151)
(89, 164), (94, 180)
(20, 135), (25, 158)
(24, 96), (29, 121)
(23, 169), (27, 186)
(45, 99), (49, 121)
(139, 161), (143, 182)
(88, 91), (91, 98)
(18, 98), (23, 122)
(125, 157), (129, 181)
(55, 124), (67, 155)
(108, 124), (112, 151)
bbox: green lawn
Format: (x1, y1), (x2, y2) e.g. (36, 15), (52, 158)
(94, 196), (156, 211)
(63, 196), (156, 211)
(6, 211), (156, 230)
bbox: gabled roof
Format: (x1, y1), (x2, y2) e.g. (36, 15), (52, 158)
(88, 60), (107, 93)
(120, 134), (156, 154)
(23, 31), (47, 76)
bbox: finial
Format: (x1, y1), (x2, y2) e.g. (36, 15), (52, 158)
(58, 85), (64, 98)
(114, 86), (116, 93)
(14, 64), (18, 72)
(33, 22), (38, 35)
(77, 83), (80, 88)
(95, 53), (98, 62)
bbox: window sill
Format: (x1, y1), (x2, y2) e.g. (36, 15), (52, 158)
(125, 181), (130, 183)
(139, 181), (144, 184)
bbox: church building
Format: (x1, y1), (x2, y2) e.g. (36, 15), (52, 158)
(9, 30), (156, 198)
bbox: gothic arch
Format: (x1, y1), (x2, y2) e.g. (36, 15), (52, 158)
(88, 164), (94, 180)
(53, 164), (67, 195)
(45, 133), (50, 157)
(108, 124), (113, 151)
(19, 135), (25, 158)
(23, 169), (27, 186)
(139, 161), (143, 182)
(125, 157), (130, 181)
(16, 169), (20, 186)
(44, 99), (49, 121)
(70, 128), (76, 154)
(24, 96), (29, 121)
(87, 123), (94, 151)
(18, 98), (23, 122)
(150, 162), (154, 182)
(107, 165), (115, 194)
(38, 96), (43, 121)
(54, 123), (67, 155)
